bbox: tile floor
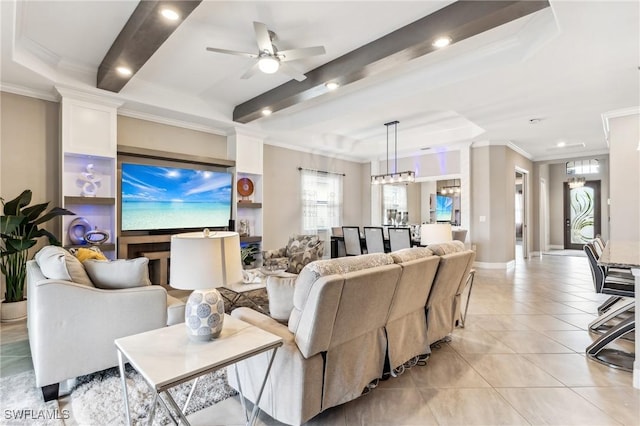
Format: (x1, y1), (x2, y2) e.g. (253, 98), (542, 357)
(1, 251), (638, 425)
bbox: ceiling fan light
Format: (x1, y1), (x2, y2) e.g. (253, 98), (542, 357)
(258, 56), (279, 74)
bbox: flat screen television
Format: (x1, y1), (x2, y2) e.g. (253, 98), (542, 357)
(120, 163), (232, 232)
(435, 195), (453, 222)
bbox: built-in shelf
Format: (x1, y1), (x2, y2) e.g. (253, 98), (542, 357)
(64, 243), (116, 251)
(237, 202), (262, 208)
(64, 196), (115, 205)
(240, 236), (262, 243)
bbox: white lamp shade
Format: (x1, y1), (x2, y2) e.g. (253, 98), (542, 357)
(170, 231), (243, 290)
(420, 223), (453, 246)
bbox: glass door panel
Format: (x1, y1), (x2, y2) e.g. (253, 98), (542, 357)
(564, 181), (600, 250)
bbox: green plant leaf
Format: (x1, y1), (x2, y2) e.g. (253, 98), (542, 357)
(3, 190), (32, 216)
(21, 202), (50, 222)
(32, 207), (75, 225)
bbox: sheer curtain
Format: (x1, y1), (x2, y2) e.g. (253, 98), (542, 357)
(301, 169), (343, 234)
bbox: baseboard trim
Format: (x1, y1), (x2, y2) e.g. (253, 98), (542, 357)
(548, 244), (564, 250)
(530, 251), (542, 257)
(473, 260), (516, 269)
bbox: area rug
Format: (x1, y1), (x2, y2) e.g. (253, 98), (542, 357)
(0, 371), (64, 426)
(70, 365), (237, 425)
(0, 366), (237, 426)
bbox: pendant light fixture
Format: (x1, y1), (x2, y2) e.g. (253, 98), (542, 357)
(371, 120), (416, 185)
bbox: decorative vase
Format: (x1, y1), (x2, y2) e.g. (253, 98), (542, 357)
(0, 300), (27, 322)
(184, 289), (225, 341)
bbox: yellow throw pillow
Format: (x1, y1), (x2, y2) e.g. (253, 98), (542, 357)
(74, 247), (108, 262)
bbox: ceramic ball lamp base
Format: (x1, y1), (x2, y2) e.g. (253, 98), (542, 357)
(184, 288), (225, 341)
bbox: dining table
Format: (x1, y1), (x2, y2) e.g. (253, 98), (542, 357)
(598, 241), (640, 389)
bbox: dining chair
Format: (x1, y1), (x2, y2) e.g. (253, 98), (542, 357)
(342, 226), (363, 256)
(388, 227), (411, 252)
(583, 243), (635, 371)
(364, 227), (385, 254)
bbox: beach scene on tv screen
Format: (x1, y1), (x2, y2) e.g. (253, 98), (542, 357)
(121, 163), (232, 231)
(436, 195), (453, 222)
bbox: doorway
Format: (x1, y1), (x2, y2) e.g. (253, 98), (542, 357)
(563, 180), (601, 249)
(515, 169), (529, 259)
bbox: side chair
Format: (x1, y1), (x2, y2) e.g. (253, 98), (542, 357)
(342, 226), (363, 256)
(364, 226), (385, 253)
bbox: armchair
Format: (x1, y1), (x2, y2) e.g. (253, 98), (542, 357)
(26, 246), (185, 401)
(262, 234), (325, 274)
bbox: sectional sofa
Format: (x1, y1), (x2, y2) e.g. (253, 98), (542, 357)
(229, 242), (474, 425)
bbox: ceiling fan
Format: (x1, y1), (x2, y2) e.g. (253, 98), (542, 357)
(206, 21), (326, 82)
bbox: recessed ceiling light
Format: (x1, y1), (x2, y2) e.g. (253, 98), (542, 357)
(529, 118), (542, 124)
(325, 82), (340, 91)
(556, 141), (566, 147)
(261, 108), (272, 116)
(116, 66), (132, 77)
(432, 36), (452, 48)
(160, 8), (180, 21)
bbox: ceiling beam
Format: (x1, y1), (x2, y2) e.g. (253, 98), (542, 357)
(233, 0), (550, 124)
(97, 0), (202, 93)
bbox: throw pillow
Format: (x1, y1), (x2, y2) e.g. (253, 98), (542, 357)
(72, 247), (108, 262)
(34, 245), (94, 286)
(266, 275), (297, 323)
(427, 241), (466, 256)
(84, 258), (152, 289)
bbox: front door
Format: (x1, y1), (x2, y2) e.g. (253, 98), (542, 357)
(564, 180), (600, 249)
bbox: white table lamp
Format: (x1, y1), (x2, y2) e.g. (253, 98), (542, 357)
(170, 231), (243, 341)
(420, 223), (453, 246)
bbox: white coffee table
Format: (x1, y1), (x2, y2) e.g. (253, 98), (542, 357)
(115, 314), (283, 426)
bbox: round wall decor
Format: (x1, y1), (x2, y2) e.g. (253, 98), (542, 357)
(237, 178), (254, 197)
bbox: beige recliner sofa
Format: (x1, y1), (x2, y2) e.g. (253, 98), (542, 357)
(26, 247), (185, 402)
(230, 253), (402, 425)
(425, 242), (475, 345)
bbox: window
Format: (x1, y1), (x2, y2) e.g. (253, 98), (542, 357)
(301, 169), (343, 233)
(566, 159), (599, 175)
(382, 185), (407, 224)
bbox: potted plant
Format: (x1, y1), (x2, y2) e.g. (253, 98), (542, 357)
(0, 189), (74, 322)
(240, 244), (259, 269)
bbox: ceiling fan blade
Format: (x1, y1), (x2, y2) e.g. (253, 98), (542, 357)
(253, 21), (274, 54)
(240, 62), (260, 80)
(278, 63), (307, 82)
(278, 46), (326, 62)
(206, 47), (257, 59)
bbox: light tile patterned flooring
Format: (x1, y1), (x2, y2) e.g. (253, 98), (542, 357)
(1, 252), (638, 425)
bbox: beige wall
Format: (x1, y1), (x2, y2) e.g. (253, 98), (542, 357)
(0, 92), (61, 242)
(117, 116), (227, 159)
(263, 144), (368, 250)
(608, 113), (639, 241)
(470, 145), (533, 264)
(1, 92), (61, 296)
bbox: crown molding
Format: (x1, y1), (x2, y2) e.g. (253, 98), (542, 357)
(55, 85), (124, 108)
(601, 106), (640, 147)
(470, 140), (533, 160)
(118, 108), (228, 137)
(0, 83), (59, 102)
(264, 139), (367, 164)
(533, 148), (610, 163)
(226, 126), (268, 140)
